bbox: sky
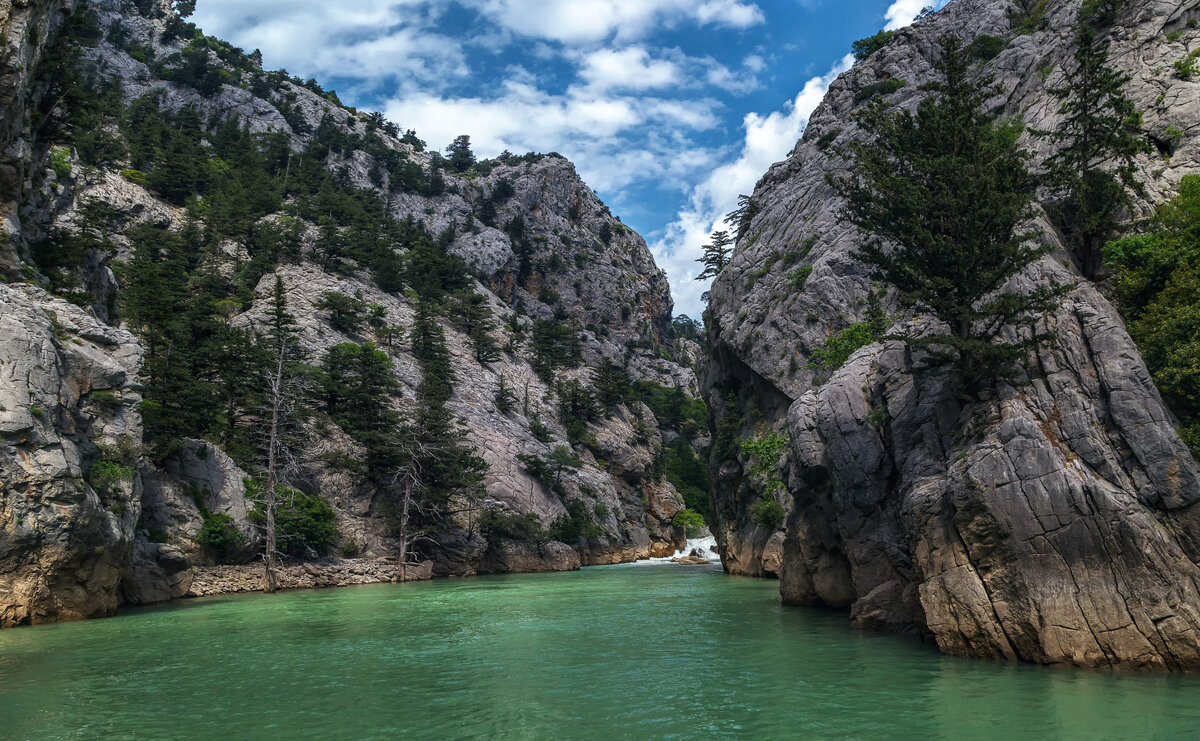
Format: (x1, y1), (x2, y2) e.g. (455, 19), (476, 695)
(191, 0), (949, 318)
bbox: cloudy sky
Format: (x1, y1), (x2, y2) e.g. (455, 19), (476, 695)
(192, 0), (948, 318)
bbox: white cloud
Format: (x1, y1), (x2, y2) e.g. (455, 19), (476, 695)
(465, 0), (764, 43)
(382, 72), (724, 194)
(651, 55), (853, 317)
(191, 0), (467, 85)
(578, 47), (679, 91)
(884, 0), (953, 30)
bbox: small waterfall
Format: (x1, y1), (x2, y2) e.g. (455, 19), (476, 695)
(638, 536), (720, 564)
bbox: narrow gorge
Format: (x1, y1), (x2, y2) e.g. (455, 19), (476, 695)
(2, 0), (1200, 688)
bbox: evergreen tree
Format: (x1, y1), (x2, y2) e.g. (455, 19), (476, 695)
(494, 375), (517, 415)
(695, 230), (733, 281)
(445, 134), (476, 173)
(594, 363), (631, 408)
(1035, 22), (1148, 278)
(320, 342), (401, 474)
(833, 35), (1066, 383)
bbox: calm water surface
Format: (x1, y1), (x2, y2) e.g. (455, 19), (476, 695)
(2, 562), (1198, 739)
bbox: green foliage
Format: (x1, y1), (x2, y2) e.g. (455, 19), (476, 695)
(445, 134), (476, 173)
(558, 380), (600, 448)
(1079, 0), (1127, 27)
(517, 445), (581, 495)
(741, 432), (788, 498)
(248, 483), (338, 557)
(695, 231), (733, 282)
(320, 342), (401, 473)
(1007, 0), (1050, 34)
(49, 146), (71, 179)
(815, 129), (842, 151)
(852, 78), (906, 106)
(631, 382), (707, 438)
(968, 34), (1008, 62)
(834, 36), (1065, 383)
(672, 508), (706, 537)
(807, 292), (888, 375)
(1036, 23), (1149, 277)
(725, 194), (759, 244)
(1104, 175), (1200, 457)
(1175, 50), (1200, 80)
(479, 509), (545, 543)
(529, 418), (553, 443)
(661, 439), (710, 521)
(530, 317), (582, 380)
(787, 265), (813, 289)
(549, 500), (602, 543)
(197, 512), (242, 558)
(87, 460), (135, 496)
(749, 498), (786, 529)
(852, 30), (896, 61)
(317, 291), (368, 333)
(89, 390), (122, 414)
(494, 375), (518, 414)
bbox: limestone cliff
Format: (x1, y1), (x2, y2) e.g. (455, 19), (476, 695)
(705, 0), (1200, 669)
(0, 0), (703, 624)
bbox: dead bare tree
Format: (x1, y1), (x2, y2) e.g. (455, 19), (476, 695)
(254, 277), (309, 593)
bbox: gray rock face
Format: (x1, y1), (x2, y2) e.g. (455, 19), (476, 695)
(0, 283), (143, 626)
(0, 0), (702, 623)
(706, 0), (1200, 668)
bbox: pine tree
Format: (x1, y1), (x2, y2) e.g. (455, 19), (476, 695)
(1036, 22), (1148, 278)
(695, 230), (733, 281)
(446, 134), (475, 173)
(494, 375), (517, 414)
(834, 35), (1067, 384)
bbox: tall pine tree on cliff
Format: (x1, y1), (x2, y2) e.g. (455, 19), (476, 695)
(1035, 20), (1148, 278)
(833, 35), (1066, 385)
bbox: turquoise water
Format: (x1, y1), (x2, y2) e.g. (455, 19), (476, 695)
(2, 563), (1199, 740)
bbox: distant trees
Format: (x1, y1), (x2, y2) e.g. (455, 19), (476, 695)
(1035, 21), (1148, 278)
(833, 35), (1066, 384)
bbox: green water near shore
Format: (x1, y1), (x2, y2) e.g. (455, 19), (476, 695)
(2, 563), (1198, 739)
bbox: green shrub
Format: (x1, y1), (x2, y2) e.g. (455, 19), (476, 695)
(89, 390), (122, 414)
(741, 432), (788, 498)
(788, 265), (814, 289)
(1175, 49), (1200, 80)
(968, 34), (1008, 61)
(197, 512), (242, 558)
(807, 293), (888, 375)
(248, 484), (339, 557)
(1007, 0), (1050, 34)
(1104, 175), (1200, 458)
(851, 30), (895, 61)
(672, 508), (706, 537)
(87, 460), (135, 496)
(119, 168), (147, 185)
(479, 509), (544, 542)
(49, 146), (71, 179)
(750, 498), (786, 529)
(852, 78), (906, 105)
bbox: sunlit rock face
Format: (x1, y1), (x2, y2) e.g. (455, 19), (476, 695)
(705, 0), (1200, 669)
(0, 0), (698, 623)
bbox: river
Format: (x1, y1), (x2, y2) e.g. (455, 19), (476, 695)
(2, 552), (1199, 739)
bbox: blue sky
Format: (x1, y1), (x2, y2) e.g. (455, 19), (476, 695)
(192, 0), (947, 317)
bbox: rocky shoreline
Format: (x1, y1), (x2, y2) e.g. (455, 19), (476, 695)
(185, 559), (435, 598)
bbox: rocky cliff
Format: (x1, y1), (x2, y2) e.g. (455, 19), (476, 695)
(705, 0), (1200, 669)
(0, 0), (705, 625)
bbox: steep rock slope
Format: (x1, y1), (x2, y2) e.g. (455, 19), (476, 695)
(0, 0), (706, 624)
(706, 0), (1200, 669)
